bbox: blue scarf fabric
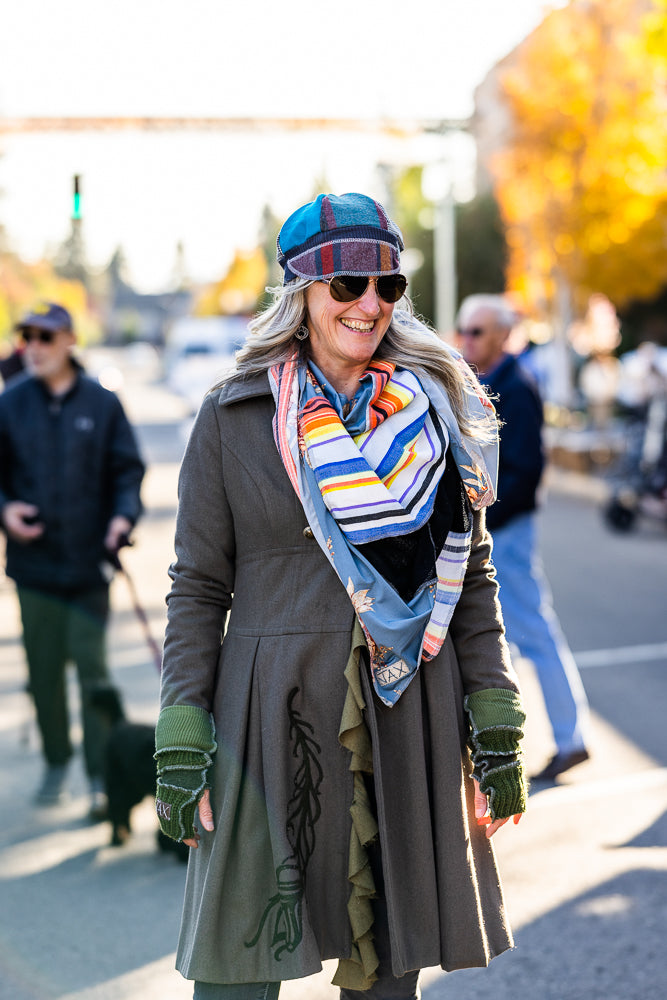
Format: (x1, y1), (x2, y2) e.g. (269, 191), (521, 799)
(269, 352), (498, 706)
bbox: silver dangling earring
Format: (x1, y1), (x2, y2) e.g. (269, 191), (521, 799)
(295, 325), (309, 341)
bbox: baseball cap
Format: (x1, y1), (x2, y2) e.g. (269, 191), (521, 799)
(16, 302), (74, 334)
(277, 193), (404, 283)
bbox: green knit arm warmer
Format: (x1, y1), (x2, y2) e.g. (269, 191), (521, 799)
(154, 705), (217, 843)
(464, 688), (528, 820)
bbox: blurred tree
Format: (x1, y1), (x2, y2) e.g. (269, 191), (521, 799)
(644, 0), (667, 57)
(105, 246), (133, 297)
(258, 202), (284, 291)
(390, 169), (508, 326)
(455, 192), (507, 306)
(490, 0), (667, 320)
(195, 247), (268, 316)
(0, 168), (98, 347)
(53, 217), (89, 288)
(0, 250), (97, 344)
(391, 166), (435, 324)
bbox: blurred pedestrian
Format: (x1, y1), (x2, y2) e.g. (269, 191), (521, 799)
(457, 294), (590, 781)
(617, 341), (667, 415)
(156, 193), (528, 1000)
(578, 349), (620, 428)
(0, 302), (145, 816)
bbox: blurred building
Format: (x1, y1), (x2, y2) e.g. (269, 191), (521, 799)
(103, 248), (192, 345)
(471, 48), (516, 196)
(471, 0), (653, 195)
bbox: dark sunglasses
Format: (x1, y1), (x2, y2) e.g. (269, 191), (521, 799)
(20, 328), (55, 344)
(327, 274), (407, 304)
(457, 326), (486, 338)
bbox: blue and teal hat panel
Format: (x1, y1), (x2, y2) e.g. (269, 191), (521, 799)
(277, 193), (404, 283)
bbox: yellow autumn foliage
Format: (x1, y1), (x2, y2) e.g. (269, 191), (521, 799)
(490, 0), (667, 317)
(0, 253), (97, 345)
(195, 247), (268, 316)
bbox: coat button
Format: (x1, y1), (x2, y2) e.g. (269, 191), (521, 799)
(303, 526), (314, 539)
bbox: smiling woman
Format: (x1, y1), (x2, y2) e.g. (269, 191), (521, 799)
(154, 192), (528, 1000)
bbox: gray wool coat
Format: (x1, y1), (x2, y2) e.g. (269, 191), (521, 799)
(159, 371), (522, 987)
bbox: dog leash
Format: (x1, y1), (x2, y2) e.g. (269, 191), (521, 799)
(106, 536), (163, 674)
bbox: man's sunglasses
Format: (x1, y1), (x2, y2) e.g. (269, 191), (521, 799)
(20, 328), (56, 344)
(327, 274), (407, 304)
(457, 326), (485, 338)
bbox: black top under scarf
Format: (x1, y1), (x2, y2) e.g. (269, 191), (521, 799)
(356, 446), (472, 603)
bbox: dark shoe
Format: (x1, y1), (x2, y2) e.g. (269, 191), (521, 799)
(531, 748), (590, 781)
(35, 765), (69, 805)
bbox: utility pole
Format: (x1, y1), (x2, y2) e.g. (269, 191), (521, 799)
(434, 180), (456, 338)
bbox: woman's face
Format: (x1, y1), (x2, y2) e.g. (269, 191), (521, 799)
(304, 278), (395, 390)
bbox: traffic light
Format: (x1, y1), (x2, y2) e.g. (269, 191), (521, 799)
(72, 175), (82, 220)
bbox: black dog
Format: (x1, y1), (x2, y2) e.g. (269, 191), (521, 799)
(90, 684), (189, 862)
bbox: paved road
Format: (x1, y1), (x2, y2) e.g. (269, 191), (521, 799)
(0, 355), (665, 1000)
(424, 470), (667, 1000)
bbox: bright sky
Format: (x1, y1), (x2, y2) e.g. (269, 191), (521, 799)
(0, 0), (564, 291)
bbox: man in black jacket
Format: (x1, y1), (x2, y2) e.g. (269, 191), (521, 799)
(0, 302), (145, 813)
(457, 295), (590, 781)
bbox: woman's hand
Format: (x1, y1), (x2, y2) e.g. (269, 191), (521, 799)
(183, 788), (215, 849)
(473, 777), (522, 839)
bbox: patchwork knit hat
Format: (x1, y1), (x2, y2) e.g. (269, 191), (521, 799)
(277, 192), (404, 283)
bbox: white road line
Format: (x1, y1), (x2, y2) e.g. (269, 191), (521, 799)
(574, 641), (667, 669)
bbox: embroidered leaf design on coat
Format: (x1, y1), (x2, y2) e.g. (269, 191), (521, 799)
(346, 577), (374, 614)
(245, 687), (323, 961)
(286, 687), (323, 875)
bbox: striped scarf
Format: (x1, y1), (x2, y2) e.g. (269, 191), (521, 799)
(269, 353), (498, 706)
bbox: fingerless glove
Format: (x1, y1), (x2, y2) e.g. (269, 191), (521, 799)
(464, 688), (528, 820)
(154, 705), (217, 843)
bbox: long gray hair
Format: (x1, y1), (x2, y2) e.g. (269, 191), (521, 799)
(218, 278), (493, 441)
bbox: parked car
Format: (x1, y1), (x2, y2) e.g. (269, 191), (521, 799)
(164, 315), (248, 413)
